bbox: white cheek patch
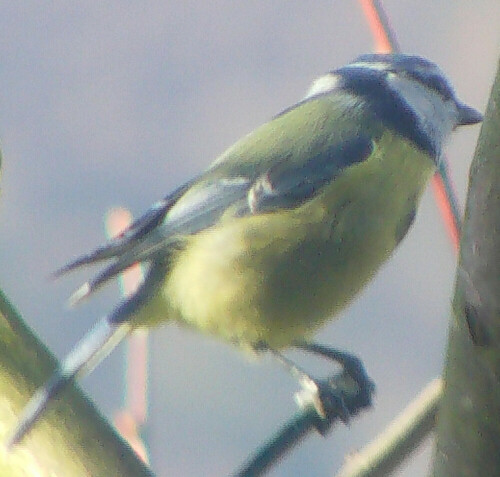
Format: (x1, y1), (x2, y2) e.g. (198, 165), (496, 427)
(386, 72), (456, 154)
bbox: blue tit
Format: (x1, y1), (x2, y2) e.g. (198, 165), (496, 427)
(8, 54), (482, 447)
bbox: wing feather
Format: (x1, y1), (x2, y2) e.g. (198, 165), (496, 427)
(57, 103), (374, 304)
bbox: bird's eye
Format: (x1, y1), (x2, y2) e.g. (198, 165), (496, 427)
(414, 72), (454, 101)
(427, 75), (454, 100)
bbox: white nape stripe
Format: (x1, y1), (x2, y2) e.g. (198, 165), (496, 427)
(304, 61), (391, 100)
(303, 74), (339, 99)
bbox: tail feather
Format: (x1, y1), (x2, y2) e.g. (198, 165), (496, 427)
(6, 318), (131, 449)
(68, 255), (143, 306)
(7, 260), (166, 448)
(52, 196), (175, 279)
(52, 241), (130, 278)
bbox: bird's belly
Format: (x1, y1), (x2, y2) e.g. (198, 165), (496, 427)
(162, 196), (403, 349)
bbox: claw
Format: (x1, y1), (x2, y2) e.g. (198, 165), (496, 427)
(295, 377), (350, 424)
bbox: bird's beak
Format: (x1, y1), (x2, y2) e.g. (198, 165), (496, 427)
(456, 102), (483, 126)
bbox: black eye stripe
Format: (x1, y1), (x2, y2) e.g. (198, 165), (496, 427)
(395, 70), (454, 100)
(352, 54), (456, 101)
(334, 66), (437, 157)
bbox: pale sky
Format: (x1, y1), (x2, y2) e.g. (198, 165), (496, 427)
(1, 2), (499, 476)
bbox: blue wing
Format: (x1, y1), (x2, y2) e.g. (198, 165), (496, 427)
(246, 135), (373, 213)
(8, 133), (373, 448)
(59, 134), (373, 304)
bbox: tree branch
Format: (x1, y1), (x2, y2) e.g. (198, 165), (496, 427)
(431, 56), (500, 476)
(0, 158), (154, 477)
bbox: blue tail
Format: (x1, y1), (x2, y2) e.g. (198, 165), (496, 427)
(7, 240), (168, 449)
(6, 318), (131, 449)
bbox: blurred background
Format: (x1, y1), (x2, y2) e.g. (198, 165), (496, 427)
(0, 2), (499, 476)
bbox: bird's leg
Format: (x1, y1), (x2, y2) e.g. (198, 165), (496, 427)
(265, 346), (350, 424)
(293, 341), (375, 432)
(294, 342), (375, 399)
(258, 342), (375, 435)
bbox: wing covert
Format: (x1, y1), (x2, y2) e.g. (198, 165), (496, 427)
(247, 135), (374, 213)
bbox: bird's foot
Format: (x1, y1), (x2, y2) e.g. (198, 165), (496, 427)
(293, 342), (375, 434)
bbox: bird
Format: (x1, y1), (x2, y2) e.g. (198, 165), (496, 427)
(7, 53), (482, 448)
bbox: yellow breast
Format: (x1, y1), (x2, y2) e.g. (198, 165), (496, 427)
(154, 132), (435, 349)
